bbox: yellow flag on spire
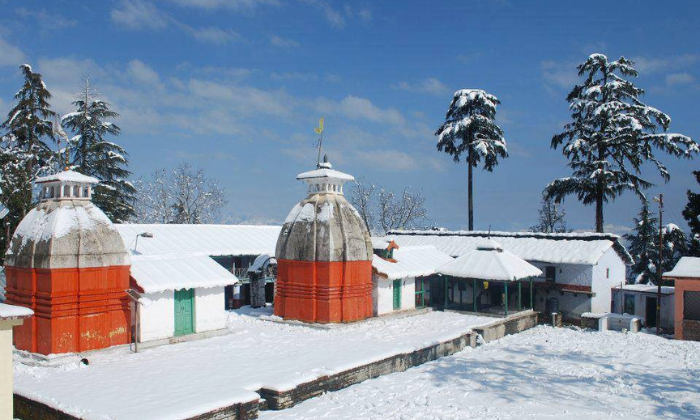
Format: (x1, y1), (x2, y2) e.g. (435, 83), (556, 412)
(314, 116), (324, 135)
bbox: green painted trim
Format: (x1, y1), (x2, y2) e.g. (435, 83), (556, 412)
(473, 278), (477, 313)
(504, 282), (509, 317)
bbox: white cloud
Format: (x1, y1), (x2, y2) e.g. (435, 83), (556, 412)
(330, 95), (406, 126)
(392, 78), (449, 96)
(0, 36), (26, 67)
(358, 9), (372, 22)
(356, 150), (418, 172)
(666, 72), (695, 87)
(186, 26), (243, 45)
(15, 8), (78, 29)
(111, 0), (169, 30)
(271, 72), (317, 82)
(300, 0), (351, 28)
(127, 60), (162, 87)
(167, 0), (280, 11)
(270, 35), (300, 48)
(632, 54), (700, 74)
(541, 60), (578, 90)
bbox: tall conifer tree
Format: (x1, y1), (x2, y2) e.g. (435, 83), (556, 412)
(436, 89), (507, 230)
(546, 54), (698, 232)
(683, 171), (700, 256)
(61, 78), (136, 222)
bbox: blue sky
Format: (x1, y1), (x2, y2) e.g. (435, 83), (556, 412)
(0, 0), (698, 233)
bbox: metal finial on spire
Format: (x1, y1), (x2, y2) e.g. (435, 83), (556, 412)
(314, 116), (325, 169)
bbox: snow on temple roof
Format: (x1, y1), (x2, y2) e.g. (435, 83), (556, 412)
(613, 284), (675, 295)
(35, 170), (99, 184)
(296, 168), (355, 182)
(130, 254), (239, 293)
(664, 257), (700, 279)
(372, 245), (453, 280)
(0, 303), (33, 319)
(385, 230), (632, 266)
(116, 224), (281, 257)
(437, 241), (542, 281)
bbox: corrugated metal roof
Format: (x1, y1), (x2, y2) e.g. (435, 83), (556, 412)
(130, 254), (239, 293)
(372, 245), (453, 280)
(385, 230), (632, 266)
(115, 224), (281, 257)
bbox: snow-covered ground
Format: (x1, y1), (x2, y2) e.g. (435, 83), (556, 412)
(13, 309), (490, 420)
(261, 326), (700, 420)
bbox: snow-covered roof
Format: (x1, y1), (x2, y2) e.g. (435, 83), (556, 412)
(664, 257), (700, 279)
(0, 303), (33, 319)
(437, 240), (542, 281)
(35, 170), (99, 184)
(613, 284), (675, 295)
(371, 238), (390, 249)
(297, 168), (354, 182)
(130, 254), (239, 293)
(385, 230), (632, 266)
(115, 224), (281, 257)
(372, 245), (454, 280)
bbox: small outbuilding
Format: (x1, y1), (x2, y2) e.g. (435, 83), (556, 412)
(0, 303), (32, 420)
(611, 284), (674, 332)
(435, 239), (542, 316)
(129, 254), (238, 344)
(664, 257), (700, 341)
(371, 245), (453, 316)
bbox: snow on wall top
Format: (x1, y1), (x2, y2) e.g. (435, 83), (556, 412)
(35, 170), (99, 184)
(437, 244), (542, 281)
(386, 230), (632, 266)
(0, 302), (33, 319)
(116, 224), (281, 257)
(372, 245), (453, 280)
(130, 254), (239, 293)
(297, 168), (354, 182)
(613, 284), (675, 295)
(664, 257), (700, 279)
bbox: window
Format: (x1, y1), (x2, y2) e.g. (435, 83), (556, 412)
(74, 185), (80, 197)
(63, 185), (71, 197)
(545, 266), (556, 283)
(684, 291), (700, 321)
(624, 294), (636, 315)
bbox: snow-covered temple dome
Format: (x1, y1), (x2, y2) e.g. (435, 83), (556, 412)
(5, 169), (129, 270)
(276, 158), (372, 262)
(274, 157), (373, 323)
(4, 169), (132, 355)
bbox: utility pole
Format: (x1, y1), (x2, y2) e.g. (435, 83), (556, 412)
(654, 194), (664, 336)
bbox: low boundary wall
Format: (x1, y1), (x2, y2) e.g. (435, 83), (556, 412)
(15, 310), (538, 419)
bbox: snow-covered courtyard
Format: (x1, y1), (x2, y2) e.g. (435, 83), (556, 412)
(260, 326), (700, 420)
(13, 309), (491, 420)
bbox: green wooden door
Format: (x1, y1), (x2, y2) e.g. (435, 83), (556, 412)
(174, 288), (194, 336)
(393, 280), (402, 310)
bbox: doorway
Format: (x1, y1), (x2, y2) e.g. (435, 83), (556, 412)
(174, 288), (194, 336)
(392, 280), (402, 310)
(645, 296), (657, 328)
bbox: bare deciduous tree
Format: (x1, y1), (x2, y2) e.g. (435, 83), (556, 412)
(134, 163), (227, 224)
(349, 178), (428, 235)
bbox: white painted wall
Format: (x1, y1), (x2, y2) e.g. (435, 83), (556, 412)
(139, 290), (174, 342)
(612, 290), (675, 330)
(139, 288), (228, 342)
(372, 275), (415, 316)
(530, 261), (592, 286)
(592, 248), (627, 313)
(0, 323), (13, 420)
(194, 287), (227, 333)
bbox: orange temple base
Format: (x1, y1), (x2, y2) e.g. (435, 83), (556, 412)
(4, 265), (131, 355)
(274, 259), (373, 323)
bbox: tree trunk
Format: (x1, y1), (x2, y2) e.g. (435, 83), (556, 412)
(596, 146), (605, 233)
(468, 148), (474, 231)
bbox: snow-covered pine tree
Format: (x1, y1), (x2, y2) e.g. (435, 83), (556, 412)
(682, 171), (700, 256)
(529, 195), (569, 233)
(546, 54), (699, 233)
(435, 89), (507, 231)
(624, 201), (659, 284)
(61, 78), (136, 222)
(0, 64), (57, 260)
(661, 223), (688, 278)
